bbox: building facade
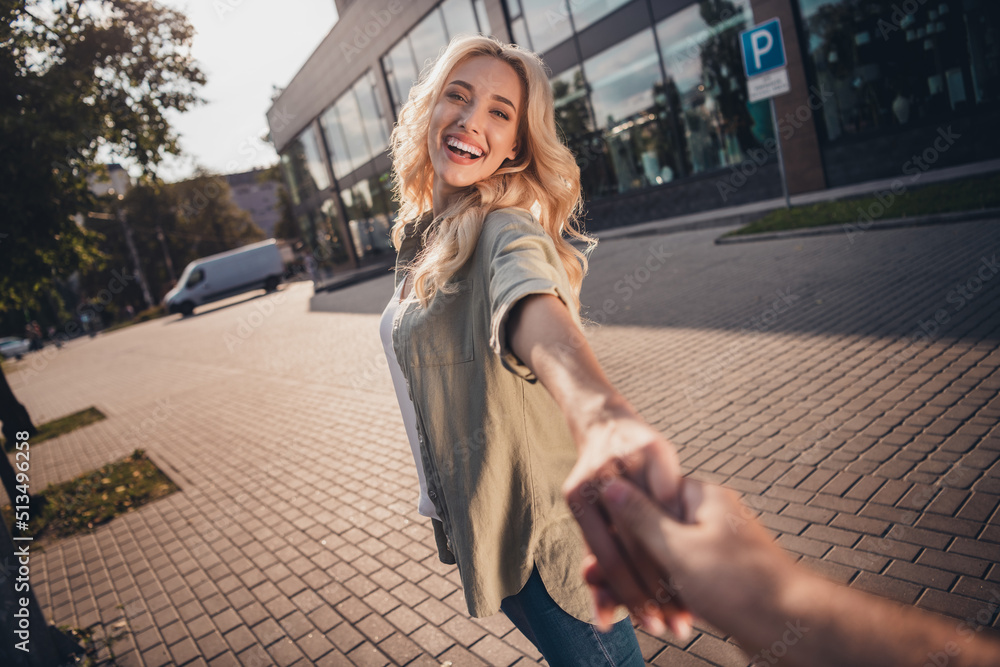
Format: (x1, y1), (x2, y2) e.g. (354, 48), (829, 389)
(225, 168), (282, 239)
(267, 0), (1000, 277)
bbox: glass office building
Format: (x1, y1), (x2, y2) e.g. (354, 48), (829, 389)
(269, 0), (1000, 279)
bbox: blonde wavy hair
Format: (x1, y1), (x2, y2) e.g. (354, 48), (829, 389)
(389, 34), (596, 320)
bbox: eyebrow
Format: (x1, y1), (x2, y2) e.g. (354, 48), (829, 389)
(449, 79), (516, 112)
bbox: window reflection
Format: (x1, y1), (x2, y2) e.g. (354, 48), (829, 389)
(408, 9), (449, 76)
(441, 0), (480, 37)
(520, 0), (573, 53)
(320, 70), (392, 179)
(656, 0), (772, 175)
(341, 180), (393, 263)
(585, 30), (685, 194)
(797, 0), (1000, 142)
(569, 0), (631, 33)
(335, 92), (370, 173)
(356, 71), (389, 158)
(279, 126), (330, 205)
(319, 105), (353, 179)
(384, 38), (419, 115)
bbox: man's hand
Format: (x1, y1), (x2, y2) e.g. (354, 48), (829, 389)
(561, 400), (689, 635)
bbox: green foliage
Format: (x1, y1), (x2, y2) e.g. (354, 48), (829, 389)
(273, 183), (301, 241)
(0, 0), (205, 314)
(2, 406), (106, 452)
(728, 172), (1000, 236)
(2, 449), (180, 544)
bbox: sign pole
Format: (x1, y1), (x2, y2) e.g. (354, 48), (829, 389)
(770, 98), (791, 209)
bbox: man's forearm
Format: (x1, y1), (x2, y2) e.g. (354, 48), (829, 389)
(743, 572), (1000, 667)
(507, 293), (633, 442)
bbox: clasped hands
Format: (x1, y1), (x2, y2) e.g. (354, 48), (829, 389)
(562, 402), (792, 639)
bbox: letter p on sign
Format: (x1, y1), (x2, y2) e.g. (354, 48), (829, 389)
(740, 19), (786, 78)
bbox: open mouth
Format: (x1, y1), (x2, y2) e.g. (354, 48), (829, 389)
(445, 136), (484, 160)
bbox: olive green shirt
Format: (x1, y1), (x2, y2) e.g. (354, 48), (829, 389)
(390, 206), (625, 624)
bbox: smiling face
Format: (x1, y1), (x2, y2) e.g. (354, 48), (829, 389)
(427, 55), (523, 212)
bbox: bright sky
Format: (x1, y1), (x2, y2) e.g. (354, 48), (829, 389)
(154, 0), (338, 183)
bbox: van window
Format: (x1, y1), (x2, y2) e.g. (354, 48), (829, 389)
(186, 268), (205, 288)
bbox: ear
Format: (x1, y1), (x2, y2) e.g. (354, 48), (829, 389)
(507, 142), (518, 162)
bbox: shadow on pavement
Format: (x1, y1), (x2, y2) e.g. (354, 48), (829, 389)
(305, 220), (1000, 342)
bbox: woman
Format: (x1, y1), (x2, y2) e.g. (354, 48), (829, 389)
(378, 34), (684, 665)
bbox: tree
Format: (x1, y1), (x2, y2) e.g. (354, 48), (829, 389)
(170, 173), (265, 259)
(0, 0), (205, 317)
(273, 183), (300, 241)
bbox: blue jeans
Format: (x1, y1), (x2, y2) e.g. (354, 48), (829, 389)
(500, 566), (644, 667)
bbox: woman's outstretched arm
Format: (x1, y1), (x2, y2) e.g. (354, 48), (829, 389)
(507, 292), (689, 635)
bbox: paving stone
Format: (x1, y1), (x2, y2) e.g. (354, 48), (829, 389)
(22, 223), (1000, 667)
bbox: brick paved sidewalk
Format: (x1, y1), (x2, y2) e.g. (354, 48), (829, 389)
(5, 218), (999, 665)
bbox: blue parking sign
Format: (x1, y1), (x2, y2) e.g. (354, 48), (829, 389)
(740, 19), (786, 78)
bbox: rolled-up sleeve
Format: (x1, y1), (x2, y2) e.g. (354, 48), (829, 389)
(486, 210), (576, 382)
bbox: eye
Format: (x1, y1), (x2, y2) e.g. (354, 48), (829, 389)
(492, 109), (510, 120)
(448, 92), (466, 102)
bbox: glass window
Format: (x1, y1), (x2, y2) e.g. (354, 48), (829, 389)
(383, 38), (418, 113)
(355, 71), (390, 158)
(319, 105), (354, 179)
(409, 9), (449, 77)
(584, 29), (685, 193)
(186, 268), (204, 288)
(656, 0), (773, 175)
(315, 198), (351, 267)
(569, 0), (631, 33)
(279, 126), (330, 204)
(521, 0), (573, 54)
(299, 125), (331, 193)
(441, 0), (480, 38)
(474, 0), (491, 36)
(365, 173), (394, 255)
(280, 153), (301, 205)
(335, 92), (372, 173)
(511, 16), (531, 50)
(796, 0), (1000, 142)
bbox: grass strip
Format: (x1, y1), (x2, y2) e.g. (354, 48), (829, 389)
(2, 449), (179, 547)
(726, 171), (1000, 237)
(2, 406), (106, 453)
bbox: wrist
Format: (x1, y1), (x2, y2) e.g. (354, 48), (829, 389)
(567, 391), (636, 444)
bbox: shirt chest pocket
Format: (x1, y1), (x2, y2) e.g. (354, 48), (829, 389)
(408, 279), (475, 367)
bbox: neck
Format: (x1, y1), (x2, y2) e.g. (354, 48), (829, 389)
(432, 177), (467, 218)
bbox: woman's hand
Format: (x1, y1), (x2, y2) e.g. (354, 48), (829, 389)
(561, 399), (689, 636)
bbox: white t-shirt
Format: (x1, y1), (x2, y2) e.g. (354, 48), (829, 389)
(379, 278), (441, 521)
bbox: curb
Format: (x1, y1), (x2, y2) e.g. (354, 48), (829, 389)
(714, 207), (1000, 244)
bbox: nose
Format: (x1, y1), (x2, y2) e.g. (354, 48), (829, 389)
(458, 99), (488, 134)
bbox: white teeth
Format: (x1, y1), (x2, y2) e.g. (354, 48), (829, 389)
(446, 136), (483, 157)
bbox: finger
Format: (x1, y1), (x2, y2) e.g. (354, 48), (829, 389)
(644, 438), (684, 515)
(567, 479), (662, 626)
(601, 476), (689, 579)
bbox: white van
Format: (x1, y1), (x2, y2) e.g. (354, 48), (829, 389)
(164, 240), (285, 316)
